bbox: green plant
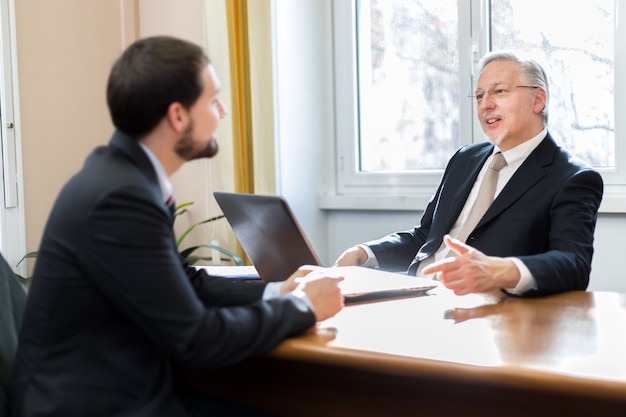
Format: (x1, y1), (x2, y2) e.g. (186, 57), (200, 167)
(15, 251), (37, 284)
(174, 201), (243, 266)
(15, 201), (243, 282)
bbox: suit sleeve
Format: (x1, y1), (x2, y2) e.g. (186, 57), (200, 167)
(519, 168), (603, 296)
(79, 186), (316, 368)
(365, 147), (463, 272)
(364, 200), (435, 272)
(183, 261), (268, 307)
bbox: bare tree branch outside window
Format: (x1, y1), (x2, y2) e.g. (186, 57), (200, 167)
(358, 0), (614, 172)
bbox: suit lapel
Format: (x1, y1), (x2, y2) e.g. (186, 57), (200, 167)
(440, 145), (492, 233)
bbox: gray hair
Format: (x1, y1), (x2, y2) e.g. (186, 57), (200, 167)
(475, 51), (549, 124)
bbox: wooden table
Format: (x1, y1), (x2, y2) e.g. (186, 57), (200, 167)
(185, 287), (626, 416)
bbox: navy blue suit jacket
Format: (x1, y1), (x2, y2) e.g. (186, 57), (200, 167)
(10, 131), (315, 417)
(367, 133), (603, 296)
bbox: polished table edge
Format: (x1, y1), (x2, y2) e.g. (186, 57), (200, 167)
(268, 334), (626, 402)
(185, 290), (626, 415)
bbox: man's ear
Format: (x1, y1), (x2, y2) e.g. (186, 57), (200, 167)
(533, 88), (547, 115)
(165, 102), (189, 133)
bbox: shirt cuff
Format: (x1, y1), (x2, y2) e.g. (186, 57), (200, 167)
(262, 281), (314, 309)
(262, 281), (283, 299)
(357, 244), (380, 268)
(289, 288), (314, 310)
(505, 257), (537, 295)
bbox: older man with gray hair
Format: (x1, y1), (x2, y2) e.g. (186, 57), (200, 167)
(335, 50), (603, 297)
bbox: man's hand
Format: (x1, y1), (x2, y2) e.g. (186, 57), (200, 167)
(281, 266), (345, 322)
(334, 246), (367, 267)
(299, 273), (345, 322)
(279, 265), (317, 295)
(421, 235), (520, 295)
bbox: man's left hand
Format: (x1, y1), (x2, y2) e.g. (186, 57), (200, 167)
(421, 235), (520, 295)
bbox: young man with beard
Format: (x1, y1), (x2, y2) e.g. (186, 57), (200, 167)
(10, 36), (344, 417)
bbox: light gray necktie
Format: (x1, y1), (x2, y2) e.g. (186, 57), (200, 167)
(453, 152), (507, 246)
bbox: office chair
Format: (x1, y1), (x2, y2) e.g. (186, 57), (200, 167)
(0, 253), (26, 417)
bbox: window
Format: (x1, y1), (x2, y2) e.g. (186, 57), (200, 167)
(357, 0), (460, 172)
(330, 0), (625, 210)
(490, 0), (615, 170)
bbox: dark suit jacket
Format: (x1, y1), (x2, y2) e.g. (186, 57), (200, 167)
(367, 133), (603, 296)
(10, 131), (315, 417)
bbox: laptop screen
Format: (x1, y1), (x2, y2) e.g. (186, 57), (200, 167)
(213, 192), (321, 282)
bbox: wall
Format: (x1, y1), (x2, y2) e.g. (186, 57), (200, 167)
(15, 1), (134, 266)
(15, 0), (239, 271)
(273, 0), (334, 262)
(136, 0), (235, 254)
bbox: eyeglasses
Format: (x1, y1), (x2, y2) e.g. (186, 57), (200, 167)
(469, 85), (540, 102)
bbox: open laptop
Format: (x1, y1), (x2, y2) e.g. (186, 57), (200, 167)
(213, 192), (438, 302)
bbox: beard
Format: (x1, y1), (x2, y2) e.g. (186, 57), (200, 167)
(494, 131), (506, 147)
(174, 119), (219, 161)
(487, 128), (507, 147)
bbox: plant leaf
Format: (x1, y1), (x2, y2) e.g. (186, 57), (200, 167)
(14, 273), (32, 285)
(175, 214), (225, 248)
(180, 243), (244, 266)
(16, 251), (39, 268)
(174, 201), (194, 217)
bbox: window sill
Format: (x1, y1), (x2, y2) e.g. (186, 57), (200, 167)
(318, 194), (429, 212)
(319, 193), (626, 214)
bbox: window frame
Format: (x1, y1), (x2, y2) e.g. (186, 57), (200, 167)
(323, 0), (626, 213)
(0, 0), (26, 272)
(333, 0), (467, 198)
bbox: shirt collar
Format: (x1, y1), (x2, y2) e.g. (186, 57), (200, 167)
(495, 127), (547, 170)
(137, 142), (173, 204)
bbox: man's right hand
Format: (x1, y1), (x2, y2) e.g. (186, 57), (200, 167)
(333, 246), (367, 267)
(298, 271), (345, 322)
